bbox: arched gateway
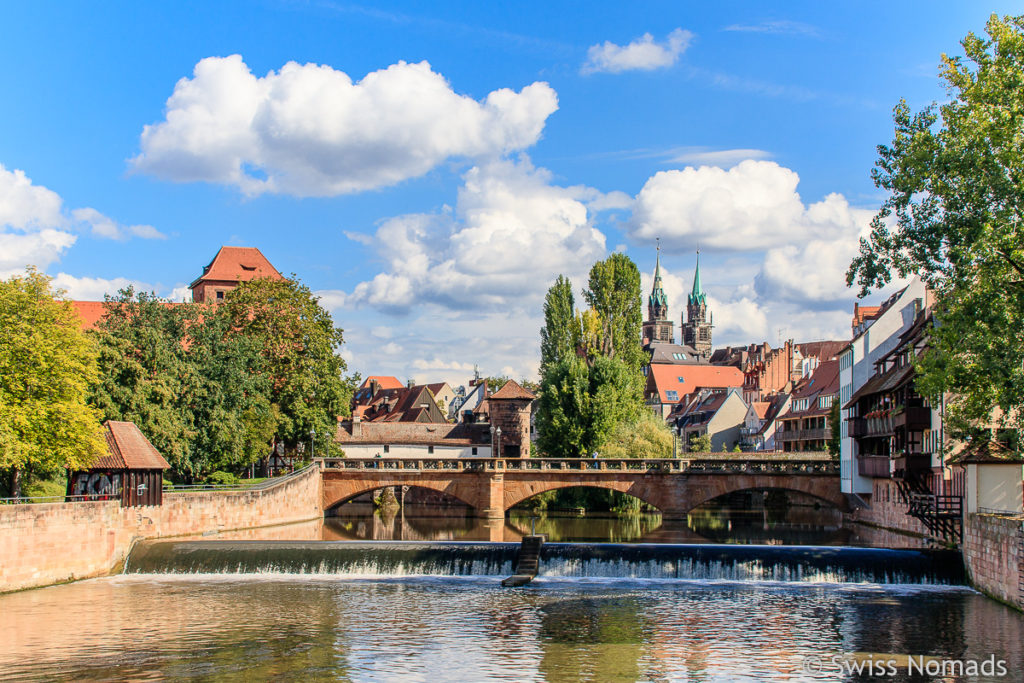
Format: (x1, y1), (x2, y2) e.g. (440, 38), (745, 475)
(320, 457), (846, 519)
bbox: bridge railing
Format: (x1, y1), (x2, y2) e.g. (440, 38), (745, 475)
(318, 457), (839, 475)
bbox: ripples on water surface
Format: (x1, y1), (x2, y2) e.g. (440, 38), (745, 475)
(1, 574), (1022, 681)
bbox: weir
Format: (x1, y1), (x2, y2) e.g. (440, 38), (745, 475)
(125, 540), (965, 585)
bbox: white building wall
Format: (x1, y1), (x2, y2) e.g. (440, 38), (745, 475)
(340, 443), (491, 458)
(840, 277), (929, 495)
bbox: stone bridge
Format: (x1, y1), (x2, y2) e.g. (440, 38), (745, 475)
(320, 457), (845, 520)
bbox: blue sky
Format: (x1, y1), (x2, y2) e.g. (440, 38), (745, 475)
(1, 2), (1017, 384)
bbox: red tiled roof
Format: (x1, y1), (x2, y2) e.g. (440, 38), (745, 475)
(70, 301), (108, 331)
(796, 340), (848, 362)
(359, 376), (405, 391)
(190, 246), (283, 288)
(648, 364), (743, 403)
(752, 401), (771, 420)
(791, 359), (840, 400)
(70, 300), (186, 331)
(335, 421), (491, 446)
(490, 379), (536, 401)
(90, 421), (171, 470)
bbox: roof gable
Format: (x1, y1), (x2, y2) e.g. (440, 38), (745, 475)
(490, 379), (536, 401)
(90, 421), (171, 470)
(190, 246), (283, 288)
(648, 364), (743, 403)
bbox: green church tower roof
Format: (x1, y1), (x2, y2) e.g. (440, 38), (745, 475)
(649, 245), (668, 309)
(687, 251), (706, 307)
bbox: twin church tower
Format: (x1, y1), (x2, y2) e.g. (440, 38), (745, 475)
(641, 243), (713, 358)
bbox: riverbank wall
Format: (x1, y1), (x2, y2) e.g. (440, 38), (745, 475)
(962, 512), (1024, 610)
(850, 479), (934, 539)
(0, 463), (323, 593)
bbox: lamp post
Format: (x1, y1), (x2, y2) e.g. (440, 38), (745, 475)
(309, 427), (316, 461)
(496, 426), (502, 459)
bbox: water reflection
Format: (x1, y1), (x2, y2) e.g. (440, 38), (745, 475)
(319, 500), (933, 548)
(1, 576), (1020, 681)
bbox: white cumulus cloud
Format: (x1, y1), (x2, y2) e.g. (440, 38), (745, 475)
(50, 273), (154, 301)
(582, 28), (693, 75)
(345, 156), (607, 313)
(71, 207), (166, 241)
(132, 55), (559, 197)
(629, 160), (874, 256)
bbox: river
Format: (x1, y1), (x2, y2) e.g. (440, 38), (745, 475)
(1, 503), (1021, 681)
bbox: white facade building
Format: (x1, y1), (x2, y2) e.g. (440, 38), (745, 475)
(839, 276), (930, 495)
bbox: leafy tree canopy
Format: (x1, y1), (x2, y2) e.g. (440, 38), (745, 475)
(846, 14), (1024, 437)
(0, 269), (105, 494)
(91, 287), (198, 475)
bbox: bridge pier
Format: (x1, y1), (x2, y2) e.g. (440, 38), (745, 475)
(482, 473), (505, 519)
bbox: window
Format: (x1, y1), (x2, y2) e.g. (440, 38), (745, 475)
(677, 377), (685, 382)
(216, 290), (224, 300)
(471, 447), (478, 455)
(427, 445), (434, 454)
(383, 445), (390, 453)
(665, 390), (679, 402)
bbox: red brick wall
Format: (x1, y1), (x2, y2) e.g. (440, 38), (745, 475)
(0, 465), (322, 593)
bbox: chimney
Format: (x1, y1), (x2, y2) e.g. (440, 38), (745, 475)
(369, 378), (379, 397)
(407, 379), (415, 388)
(352, 414), (361, 437)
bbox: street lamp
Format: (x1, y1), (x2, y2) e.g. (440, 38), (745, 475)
(309, 427), (316, 460)
(496, 427), (502, 459)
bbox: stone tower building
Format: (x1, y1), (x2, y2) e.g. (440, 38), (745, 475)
(642, 244), (674, 346)
(488, 380), (536, 458)
(681, 252), (713, 358)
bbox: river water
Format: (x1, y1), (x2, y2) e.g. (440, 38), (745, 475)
(1, 505), (1022, 681)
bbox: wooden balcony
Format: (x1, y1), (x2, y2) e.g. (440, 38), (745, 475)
(892, 454), (932, 479)
(893, 406), (931, 431)
(777, 427), (830, 442)
(848, 416), (893, 438)
(857, 455), (890, 478)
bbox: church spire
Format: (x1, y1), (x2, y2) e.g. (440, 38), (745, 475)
(642, 238), (674, 346)
(688, 250), (706, 307)
(649, 238), (668, 312)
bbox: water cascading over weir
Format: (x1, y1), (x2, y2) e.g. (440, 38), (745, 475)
(124, 540), (966, 585)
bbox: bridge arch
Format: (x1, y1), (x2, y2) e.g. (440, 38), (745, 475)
(502, 478), (670, 513)
(681, 474), (848, 513)
(322, 476), (480, 512)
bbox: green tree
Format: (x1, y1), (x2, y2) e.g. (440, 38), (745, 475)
(90, 287), (198, 477)
(218, 277), (348, 456)
(0, 269), (105, 496)
(600, 410), (673, 459)
(536, 357), (591, 458)
(186, 309), (278, 474)
(827, 400), (841, 458)
(535, 355), (642, 457)
(688, 433), (711, 453)
(539, 275), (577, 375)
(846, 14), (1024, 437)
(583, 253), (644, 372)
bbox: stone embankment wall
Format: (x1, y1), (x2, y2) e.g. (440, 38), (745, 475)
(851, 479), (933, 538)
(962, 512), (1023, 609)
(1, 464), (323, 593)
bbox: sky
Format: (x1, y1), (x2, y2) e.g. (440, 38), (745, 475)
(1, 2), (1018, 386)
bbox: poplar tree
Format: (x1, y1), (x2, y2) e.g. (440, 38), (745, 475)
(584, 253), (644, 373)
(539, 275), (577, 375)
(0, 269), (105, 496)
